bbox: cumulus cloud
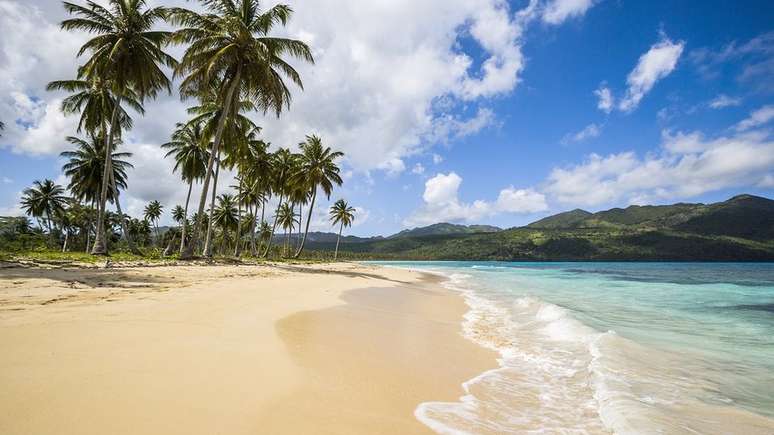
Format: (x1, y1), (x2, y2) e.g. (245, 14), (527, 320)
(542, 0), (595, 25)
(404, 172), (546, 226)
(0, 0), (597, 222)
(618, 36), (685, 112)
(561, 123), (601, 144)
(412, 163), (425, 175)
(544, 128), (774, 207)
(735, 105), (774, 131)
(708, 94), (742, 109)
(594, 85), (614, 113)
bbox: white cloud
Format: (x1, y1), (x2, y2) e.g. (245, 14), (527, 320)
(542, 0), (594, 25)
(495, 187), (548, 213)
(412, 163), (425, 175)
(618, 36), (685, 112)
(735, 105), (774, 131)
(594, 85), (613, 113)
(432, 153), (444, 164)
(427, 107), (495, 144)
(405, 172), (546, 226)
(561, 123), (601, 144)
(708, 94), (742, 109)
(545, 128), (774, 207)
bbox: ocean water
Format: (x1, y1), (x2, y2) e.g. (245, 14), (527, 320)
(371, 261), (774, 434)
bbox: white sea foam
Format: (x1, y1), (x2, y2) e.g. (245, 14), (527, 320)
(413, 269), (774, 435)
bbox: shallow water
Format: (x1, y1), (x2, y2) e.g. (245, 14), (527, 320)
(371, 262), (774, 434)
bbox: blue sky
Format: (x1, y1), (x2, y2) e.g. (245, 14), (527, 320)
(1, 0), (773, 236)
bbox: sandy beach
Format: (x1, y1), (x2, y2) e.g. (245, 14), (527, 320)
(0, 261), (495, 434)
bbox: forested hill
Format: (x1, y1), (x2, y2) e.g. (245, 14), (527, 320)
(303, 195), (774, 261)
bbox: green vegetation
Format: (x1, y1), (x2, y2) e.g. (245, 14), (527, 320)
(308, 195), (774, 261)
(1, 1), (362, 263)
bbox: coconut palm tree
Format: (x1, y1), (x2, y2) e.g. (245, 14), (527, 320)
(48, 75), (144, 254)
(62, 0), (176, 255)
(162, 121), (210, 254)
(212, 194), (238, 255)
(20, 180), (68, 241)
(172, 205), (186, 225)
(261, 148), (298, 257)
(143, 200), (163, 245)
(60, 134), (134, 252)
(61, 135), (132, 204)
(169, 0), (313, 259)
(258, 221), (272, 250)
(329, 199), (355, 260)
(47, 77), (143, 136)
(293, 135), (344, 258)
(275, 202), (298, 257)
(183, 95), (259, 257)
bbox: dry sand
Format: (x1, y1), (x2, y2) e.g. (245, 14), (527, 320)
(0, 261), (495, 434)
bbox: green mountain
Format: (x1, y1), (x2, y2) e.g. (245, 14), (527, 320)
(389, 223), (502, 238)
(527, 209), (592, 229)
(304, 195), (774, 261)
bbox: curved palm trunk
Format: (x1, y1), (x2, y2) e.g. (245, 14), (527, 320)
(203, 150), (221, 257)
(234, 179), (244, 257)
(334, 221), (343, 260)
(91, 95), (122, 255)
(180, 71), (241, 260)
(163, 234), (175, 257)
(109, 170), (142, 256)
(293, 188), (317, 258)
(179, 179), (194, 255)
(261, 194), (284, 258)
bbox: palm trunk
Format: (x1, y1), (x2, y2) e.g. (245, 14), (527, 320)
(203, 150), (221, 257)
(296, 203), (303, 250)
(62, 229), (69, 253)
(249, 201), (258, 256)
(109, 170), (142, 256)
(234, 179), (243, 257)
(293, 188), (317, 258)
(91, 95), (122, 255)
(179, 179), (193, 255)
(261, 194), (284, 258)
(334, 221), (343, 260)
(180, 70), (241, 260)
(85, 199), (94, 253)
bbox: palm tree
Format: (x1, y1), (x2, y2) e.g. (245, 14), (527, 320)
(162, 121), (210, 254)
(20, 180), (68, 241)
(61, 135), (132, 204)
(62, 0), (176, 255)
(329, 199), (356, 260)
(258, 221), (272, 250)
(143, 200), (163, 245)
(275, 202), (298, 257)
(169, 0), (314, 259)
(47, 77), (143, 136)
(261, 148), (297, 257)
(60, 134), (134, 252)
(48, 76), (144, 254)
(212, 194), (238, 255)
(293, 135), (344, 258)
(172, 205), (186, 225)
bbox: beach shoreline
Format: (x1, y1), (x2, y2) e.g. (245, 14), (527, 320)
(0, 261), (495, 434)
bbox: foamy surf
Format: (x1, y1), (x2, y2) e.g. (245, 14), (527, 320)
(409, 267), (774, 435)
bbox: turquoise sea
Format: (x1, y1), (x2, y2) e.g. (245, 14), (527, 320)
(371, 262), (774, 434)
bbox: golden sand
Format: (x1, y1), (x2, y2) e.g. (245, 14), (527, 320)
(0, 261), (494, 434)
